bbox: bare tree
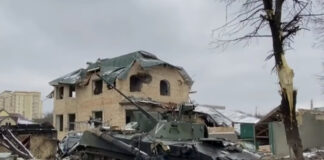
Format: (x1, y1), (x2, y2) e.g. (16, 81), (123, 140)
(314, 1), (324, 45)
(33, 112), (53, 125)
(213, 0), (323, 159)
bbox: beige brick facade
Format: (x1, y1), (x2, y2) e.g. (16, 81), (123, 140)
(52, 60), (192, 139)
(0, 91), (43, 120)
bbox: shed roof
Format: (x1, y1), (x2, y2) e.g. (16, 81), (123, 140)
(194, 105), (259, 126)
(49, 50), (193, 86)
(256, 106), (281, 125)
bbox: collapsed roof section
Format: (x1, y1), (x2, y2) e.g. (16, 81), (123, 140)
(194, 105), (259, 126)
(49, 50), (193, 87)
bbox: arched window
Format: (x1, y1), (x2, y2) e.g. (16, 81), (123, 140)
(160, 80), (170, 96)
(130, 75), (142, 92)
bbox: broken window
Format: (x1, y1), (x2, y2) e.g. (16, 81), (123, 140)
(92, 111), (103, 127)
(130, 75), (142, 92)
(69, 85), (76, 98)
(160, 80), (170, 96)
(68, 114), (75, 131)
(56, 114), (63, 131)
(129, 73), (152, 92)
(93, 79), (103, 95)
(56, 86), (64, 100)
(126, 110), (135, 124)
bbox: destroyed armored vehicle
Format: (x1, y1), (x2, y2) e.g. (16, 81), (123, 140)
(58, 78), (259, 160)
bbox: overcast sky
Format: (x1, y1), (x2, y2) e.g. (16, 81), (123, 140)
(0, 0), (323, 115)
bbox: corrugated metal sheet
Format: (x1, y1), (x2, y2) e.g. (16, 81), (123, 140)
(195, 105), (259, 125)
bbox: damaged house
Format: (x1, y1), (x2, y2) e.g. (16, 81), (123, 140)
(194, 105), (259, 142)
(49, 51), (193, 139)
(255, 107), (324, 157)
(0, 109), (34, 126)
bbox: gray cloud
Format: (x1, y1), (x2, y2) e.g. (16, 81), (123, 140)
(0, 0), (322, 115)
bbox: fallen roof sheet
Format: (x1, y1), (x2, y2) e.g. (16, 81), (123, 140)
(49, 51), (193, 86)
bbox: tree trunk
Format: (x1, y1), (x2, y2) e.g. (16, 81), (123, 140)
(262, 0), (305, 158)
(280, 91), (304, 159)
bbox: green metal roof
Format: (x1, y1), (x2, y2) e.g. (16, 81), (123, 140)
(49, 50), (193, 86)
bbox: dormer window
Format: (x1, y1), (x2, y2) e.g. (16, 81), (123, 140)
(160, 80), (170, 96)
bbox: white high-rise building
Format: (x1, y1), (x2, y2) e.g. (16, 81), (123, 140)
(0, 91), (43, 120)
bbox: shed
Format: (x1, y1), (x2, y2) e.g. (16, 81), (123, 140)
(194, 105), (259, 141)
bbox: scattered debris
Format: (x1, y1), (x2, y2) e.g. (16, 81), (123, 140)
(0, 123), (57, 159)
(260, 147), (324, 160)
(56, 83), (260, 160)
(0, 128), (34, 159)
(303, 148), (324, 159)
(256, 107), (324, 157)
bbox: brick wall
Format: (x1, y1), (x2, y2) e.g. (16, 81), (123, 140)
(53, 62), (191, 139)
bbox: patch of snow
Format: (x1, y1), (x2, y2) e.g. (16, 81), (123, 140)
(303, 152), (316, 158)
(63, 72), (80, 82)
(17, 118), (35, 124)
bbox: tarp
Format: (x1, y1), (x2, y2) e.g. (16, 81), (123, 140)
(49, 51), (193, 86)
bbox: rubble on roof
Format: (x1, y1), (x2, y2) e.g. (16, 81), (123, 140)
(49, 51), (193, 87)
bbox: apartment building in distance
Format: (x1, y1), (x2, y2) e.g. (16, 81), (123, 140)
(49, 51), (193, 139)
(0, 91), (43, 120)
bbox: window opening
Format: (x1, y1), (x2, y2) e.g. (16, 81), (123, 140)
(92, 111), (103, 127)
(56, 115), (64, 131)
(93, 80), (103, 95)
(160, 80), (170, 96)
(68, 114), (76, 131)
(130, 76), (142, 92)
(69, 86), (76, 98)
(56, 86), (64, 99)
